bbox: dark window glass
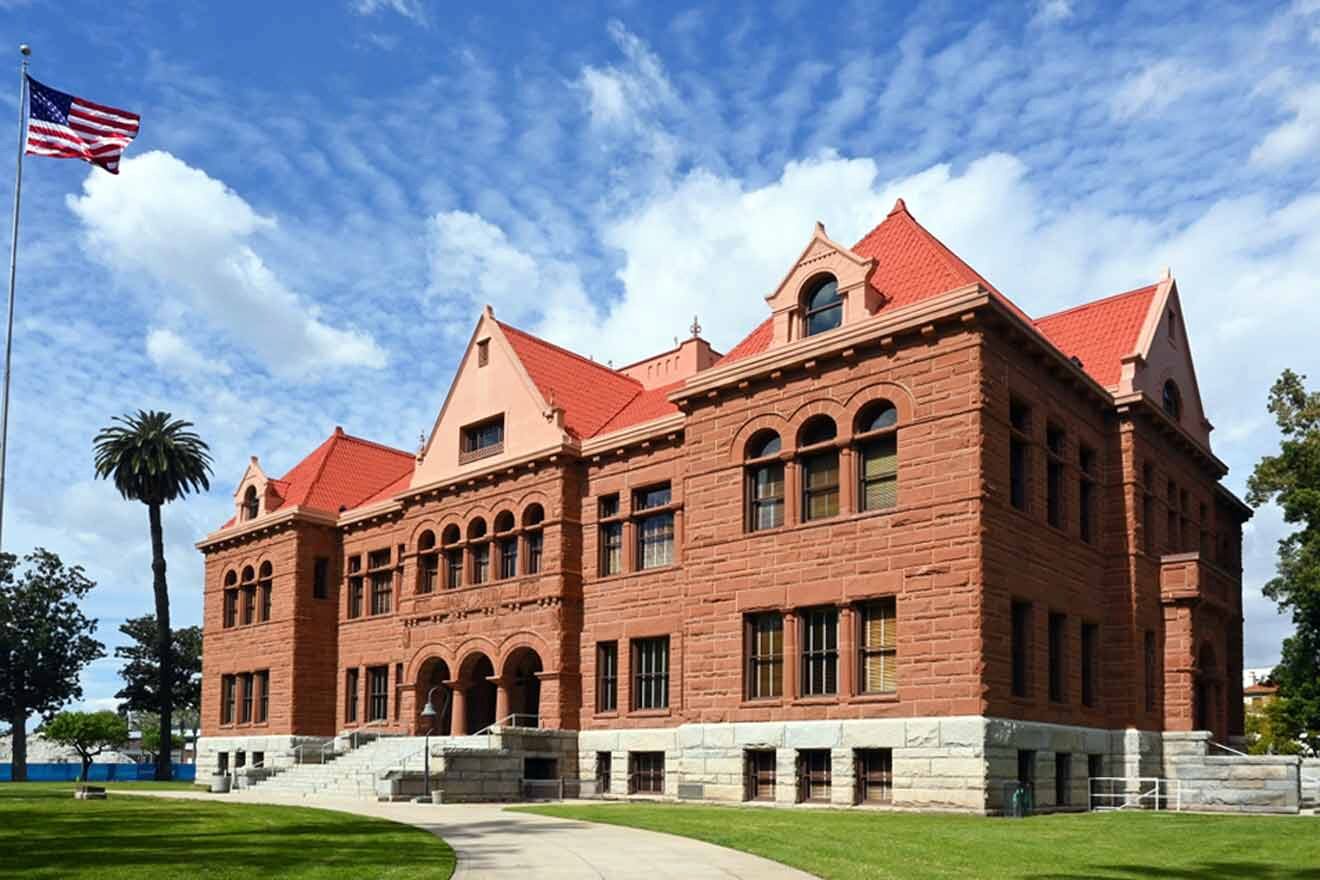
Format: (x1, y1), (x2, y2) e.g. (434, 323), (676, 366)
(525, 531), (543, 574)
(599, 494), (620, 518)
(802, 451), (840, 521)
(745, 750), (776, 802)
(801, 607), (838, 696)
(499, 538), (518, 579)
(471, 543), (489, 584)
(461, 416), (504, 455)
(629, 752), (665, 794)
(243, 486), (259, 520)
(600, 521), (623, 575)
(260, 583), (272, 622)
(446, 549), (463, 588)
(370, 571), (392, 615)
(1046, 425), (1065, 529)
(240, 673), (253, 723)
(1048, 612), (1066, 703)
(1055, 752), (1072, 806)
(1010, 399), (1031, 512)
(747, 431), (781, 459)
(747, 461), (785, 530)
(346, 668), (359, 723)
(636, 510), (674, 569)
(1162, 380), (1182, 420)
(420, 551), (439, 594)
(221, 675), (235, 724)
(223, 590), (237, 628)
(597, 642), (618, 713)
(856, 748), (893, 804)
(859, 434), (898, 512)
(596, 752), (612, 794)
(803, 277), (842, 336)
(635, 485), (671, 510)
(348, 577), (363, 618)
(632, 637), (670, 710)
(1081, 623), (1099, 708)
(746, 613), (783, 699)
(1018, 749), (1036, 786)
(256, 671), (269, 723)
(242, 586), (256, 625)
(1012, 601), (1032, 698)
(797, 749), (832, 802)
(858, 599), (897, 694)
(368, 666), (388, 722)
(312, 557), (330, 599)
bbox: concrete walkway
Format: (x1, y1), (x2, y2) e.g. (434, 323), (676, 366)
(122, 789), (815, 879)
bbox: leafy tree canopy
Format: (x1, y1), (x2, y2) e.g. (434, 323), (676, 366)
(115, 616), (202, 719)
(42, 710), (130, 781)
(1247, 369), (1320, 755)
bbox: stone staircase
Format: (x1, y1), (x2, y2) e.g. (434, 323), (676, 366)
(251, 735), (490, 799)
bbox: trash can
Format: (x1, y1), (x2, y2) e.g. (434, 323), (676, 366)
(209, 773), (232, 794)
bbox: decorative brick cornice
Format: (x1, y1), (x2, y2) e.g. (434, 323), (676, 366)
(196, 506), (336, 552)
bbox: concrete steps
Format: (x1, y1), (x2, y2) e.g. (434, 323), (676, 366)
(251, 735), (492, 800)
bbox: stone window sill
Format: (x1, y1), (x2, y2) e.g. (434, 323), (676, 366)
(849, 693), (899, 704)
(628, 708), (672, 719)
(739, 698), (784, 709)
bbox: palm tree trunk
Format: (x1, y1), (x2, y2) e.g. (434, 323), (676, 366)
(9, 706), (25, 782)
(148, 501), (173, 782)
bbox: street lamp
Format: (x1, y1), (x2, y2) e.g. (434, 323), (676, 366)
(419, 685), (449, 802)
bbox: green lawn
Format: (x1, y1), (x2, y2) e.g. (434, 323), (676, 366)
(517, 803), (1320, 880)
(0, 783), (456, 879)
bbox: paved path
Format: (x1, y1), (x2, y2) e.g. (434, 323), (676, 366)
(122, 789), (815, 879)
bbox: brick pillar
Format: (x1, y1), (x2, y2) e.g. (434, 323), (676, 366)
(784, 610), (799, 699)
(449, 683), (467, 736)
(839, 605), (855, 697)
(839, 447), (855, 515)
(785, 461), (800, 525)
(494, 676), (510, 723)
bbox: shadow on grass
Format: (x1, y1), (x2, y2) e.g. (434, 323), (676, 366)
(1028, 865), (1320, 880)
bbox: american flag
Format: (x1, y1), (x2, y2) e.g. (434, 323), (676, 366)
(25, 76), (140, 175)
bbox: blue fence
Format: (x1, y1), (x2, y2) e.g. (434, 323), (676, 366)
(0, 763), (196, 782)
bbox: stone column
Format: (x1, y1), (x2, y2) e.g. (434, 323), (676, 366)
(784, 610), (799, 700)
(839, 446), (855, 515)
(838, 605), (855, 697)
(448, 683), (467, 736)
(494, 676), (510, 723)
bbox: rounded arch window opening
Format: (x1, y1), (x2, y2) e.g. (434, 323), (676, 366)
(1162, 380), (1182, 421)
(803, 276), (842, 336)
(242, 485), (259, 520)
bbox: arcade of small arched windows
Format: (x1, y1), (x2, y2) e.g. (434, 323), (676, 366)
(405, 643), (547, 735)
(413, 502), (546, 594)
(221, 560), (273, 629)
(740, 398), (901, 533)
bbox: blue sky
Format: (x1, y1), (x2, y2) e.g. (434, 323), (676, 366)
(1, 0), (1317, 713)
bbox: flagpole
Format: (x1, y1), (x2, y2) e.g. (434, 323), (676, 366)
(0, 44), (29, 553)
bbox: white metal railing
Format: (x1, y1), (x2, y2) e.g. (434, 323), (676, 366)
(1209, 740), (1249, 758)
(1089, 777), (1182, 812)
(472, 713), (540, 737)
(292, 719), (396, 765)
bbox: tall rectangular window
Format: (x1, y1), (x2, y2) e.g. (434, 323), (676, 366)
(858, 598), (897, 694)
(631, 637), (670, 710)
(859, 434), (898, 512)
(312, 557), (330, 599)
(240, 672), (253, 723)
(256, 670), (269, 723)
(801, 451), (840, 521)
(1010, 398), (1032, 512)
(1079, 445), (1096, 544)
(597, 642), (618, 713)
(1081, 622), (1099, 708)
(800, 607), (838, 696)
(460, 414), (504, 463)
(599, 494), (623, 576)
(635, 484), (674, 570)
(745, 613), (783, 699)
(1018, 749), (1036, 787)
(745, 750), (776, 802)
(595, 751), (612, 794)
(1011, 600), (1032, 698)
(1048, 612), (1067, 703)
(221, 675), (236, 724)
(1144, 630), (1158, 713)
(797, 750), (832, 803)
(855, 748), (893, 804)
(223, 590), (238, 628)
(525, 531), (543, 574)
(747, 460), (785, 530)
(1046, 424), (1065, 529)
(370, 570), (392, 615)
(260, 583), (273, 622)
(499, 538), (518, 579)
(471, 543), (490, 584)
(368, 666), (389, 722)
(242, 586), (256, 625)
(348, 555), (363, 619)
(1055, 752), (1072, 806)
(345, 668), (360, 723)
(445, 549), (463, 588)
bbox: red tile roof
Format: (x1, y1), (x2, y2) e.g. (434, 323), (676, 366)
(716, 317), (773, 366)
(268, 427), (413, 515)
(1033, 285), (1158, 388)
(499, 321), (646, 439)
(597, 381), (683, 435)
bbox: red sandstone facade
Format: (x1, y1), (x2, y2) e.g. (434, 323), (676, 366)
(197, 202), (1247, 782)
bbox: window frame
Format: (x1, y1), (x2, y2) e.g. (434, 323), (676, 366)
(459, 414), (505, 464)
(855, 748), (893, 804)
(800, 606), (839, 697)
(345, 668), (360, 723)
(221, 674), (236, 725)
(368, 548), (392, 616)
(597, 641), (618, 713)
(745, 612), (784, 700)
(367, 665), (389, 723)
(1045, 423), (1066, 530)
(1081, 622), (1099, 708)
(797, 749), (832, 803)
(631, 636), (670, 711)
(1009, 398), (1032, 512)
(802, 275), (842, 337)
(857, 598), (897, 695)
(744, 749), (776, 802)
(633, 484), (675, 570)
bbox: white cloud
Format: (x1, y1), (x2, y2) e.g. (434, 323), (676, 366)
(1032, 0), (1073, 25)
(68, 151), (386, 376)
(578, 21), (678, 133)
(1111, 60), (1209, 120)
(1250, 83), (1320, 167)
(351, 0), (427, 25)
(145, 328), (232, 376)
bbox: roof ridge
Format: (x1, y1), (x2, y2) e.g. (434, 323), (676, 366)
(593, 387), (646, 436)
(285, 432), (337, 488)
(333, 429), (414, 459)
(1034, 283), (1159, 324)
(497, 319), (642, 390)
(885, 204), (1004, 298)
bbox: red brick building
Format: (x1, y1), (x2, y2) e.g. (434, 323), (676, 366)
(197, 200), (1248, 810)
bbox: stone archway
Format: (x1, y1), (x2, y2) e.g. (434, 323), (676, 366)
(415, 658), (452, 736)
(458, 653), (497, 734)
(502, 647), (543, 727)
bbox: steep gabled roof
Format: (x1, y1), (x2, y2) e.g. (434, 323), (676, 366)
(597, 381), (683, 436)
(1033, 285), (1158, 389)
(261, 427), (413, 517)
(497, 320), (651, 439)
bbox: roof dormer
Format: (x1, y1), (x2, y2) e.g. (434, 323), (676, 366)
(764, 221), (879, 348)
(232, 456), (284, 524)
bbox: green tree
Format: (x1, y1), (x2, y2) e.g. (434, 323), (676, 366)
(1247, 369), (1320, 755)
(114, 615), (202, 740)
(138, 723), (183, 759)
(0, 549), (104, 781)
(94, 411), (212, 780)
(42, 710), (130, 782)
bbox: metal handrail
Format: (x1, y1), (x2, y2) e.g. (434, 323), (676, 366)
(472, 713), (540, 737)
(1208, 740), (1250, 757)
(293, 719), (396, 765)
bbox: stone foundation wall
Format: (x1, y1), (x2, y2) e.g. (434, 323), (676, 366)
(1163, 732), (1301, 814)
(1302, 759), (1319, 809)
(196, 734), (330, 778)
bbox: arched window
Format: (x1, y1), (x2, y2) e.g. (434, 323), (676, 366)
(522, 504), (545, 575)
(803, 276), (842, 337)
(494, 511), (518, 579)
(1162, 380), (1182, 420)
(242, 486), (259, 521)
(467, 518), (490, 584)
(239, 566), (256, 625)
(493, 510), (515, 533)
(855, 401), (899, 512)
(257, 562), (273, 622)
(442, 524), (463, 589)
(745, 430), (784, 531)
(798, 416), (839, 521)
(417, 530), (438, 594)
(222, 571), (238, 628)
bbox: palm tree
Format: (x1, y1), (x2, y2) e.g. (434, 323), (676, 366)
(94, 411), (212, 781)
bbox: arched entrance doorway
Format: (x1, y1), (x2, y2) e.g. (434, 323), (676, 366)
(416, 658), (452, 735)
(1194, 642), (1220, 735)
(459, 653), (497, 734)
(503, 647), (543, 727)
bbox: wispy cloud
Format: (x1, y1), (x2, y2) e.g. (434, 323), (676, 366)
(350, 0), (428, 26)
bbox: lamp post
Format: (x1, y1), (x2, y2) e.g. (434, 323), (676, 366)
(419, 686), (448, 803)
